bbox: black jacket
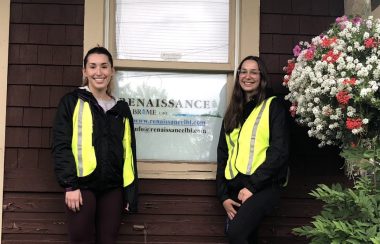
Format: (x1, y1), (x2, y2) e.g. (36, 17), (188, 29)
(52, 88), (138, 212)
(216, 97), (289, 203)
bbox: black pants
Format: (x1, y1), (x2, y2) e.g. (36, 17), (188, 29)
(226, 185), (281, 244)
(65, 188), (124, 244)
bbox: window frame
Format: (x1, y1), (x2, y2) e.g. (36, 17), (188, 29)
(83, 0), (260, 179)
(0, 0), (10, 233)
(108, 0), (236, 71)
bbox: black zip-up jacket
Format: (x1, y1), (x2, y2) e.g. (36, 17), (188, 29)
(52, 88), (138, 212)
(216, 96), (289, 203)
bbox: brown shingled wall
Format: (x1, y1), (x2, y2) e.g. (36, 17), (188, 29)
(3, 1), (84, 242)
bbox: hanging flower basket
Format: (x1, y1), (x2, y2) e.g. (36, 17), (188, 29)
(284, 15), (380, 243)
(283, 15), (380, 179)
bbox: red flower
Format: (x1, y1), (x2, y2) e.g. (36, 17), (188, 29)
(321, 37), (337, 48)
(283, 60), (295, 75)
(283, 76), (290, 84)
(305, 49), (315, 61)
(346, 118), (362, 130)
(286, 62), (295, 74)
(289, 103), (297, 117)
(342, 77), (356, 86)
(322, 50), (341, 63)
(364, 37), (376, 48)
(283, 60), (295, 84)
(336, 90), (350, 105)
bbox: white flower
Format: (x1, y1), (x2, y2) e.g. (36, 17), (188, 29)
(360, 88), (372, 97)
(352, 128), (360, 134)
(356, 63), (363, 70)
(347, 106), (356, 113)
(357, 67), (369, 77)
(330, 87), (338, 95)
(366, 19), (373, 28)
(328, 123), (339, 129)
(316, 124), (323, 131)
(369, 80), (379, 91)
(312, 36), (321, 45)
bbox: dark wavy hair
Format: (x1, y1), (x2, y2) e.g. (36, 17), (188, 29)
(224, 55), (269, 133)
(82, 46), (114, 96)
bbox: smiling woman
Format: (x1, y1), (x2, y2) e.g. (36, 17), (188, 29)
(52, 46), (139, 244)
(216, 56), (289, 244)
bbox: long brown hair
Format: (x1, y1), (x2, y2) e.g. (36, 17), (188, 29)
(82, 46), (115, 96)
(224, 56), (269, 133)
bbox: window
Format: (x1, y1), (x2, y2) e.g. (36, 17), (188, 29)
(83, 0), (260, 179)
(114, 0), (229, 63)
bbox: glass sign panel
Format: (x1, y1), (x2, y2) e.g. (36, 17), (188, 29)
(115, 71), (227, 162)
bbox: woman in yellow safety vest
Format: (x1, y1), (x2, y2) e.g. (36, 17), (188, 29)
(52, 46), (138, 244)
(216, 56), (289, 244)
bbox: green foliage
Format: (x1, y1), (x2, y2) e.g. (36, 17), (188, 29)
(340, 138), (380, 186)
(293, 177), (380, 243)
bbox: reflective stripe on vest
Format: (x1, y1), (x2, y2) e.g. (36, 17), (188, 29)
(225, 96), (275, 179)
(71, 99), (135, 187)
(122, 118), (135, 187)
(72, 99), (97, 177)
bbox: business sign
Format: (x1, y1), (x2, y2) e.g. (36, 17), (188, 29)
(115, 71), (227, 162)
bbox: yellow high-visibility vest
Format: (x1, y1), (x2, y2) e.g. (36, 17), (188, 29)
(225, 96), (275, 180)
(71, 99), (135, 187)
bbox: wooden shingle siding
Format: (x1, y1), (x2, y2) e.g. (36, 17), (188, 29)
(260, 0), (344, 96)
(3, 0), (346, 243)
(4, 2), (84, 243)
(3, 172), (349, 243)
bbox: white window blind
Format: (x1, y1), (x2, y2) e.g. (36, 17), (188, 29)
(115, 0), (229, 63)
